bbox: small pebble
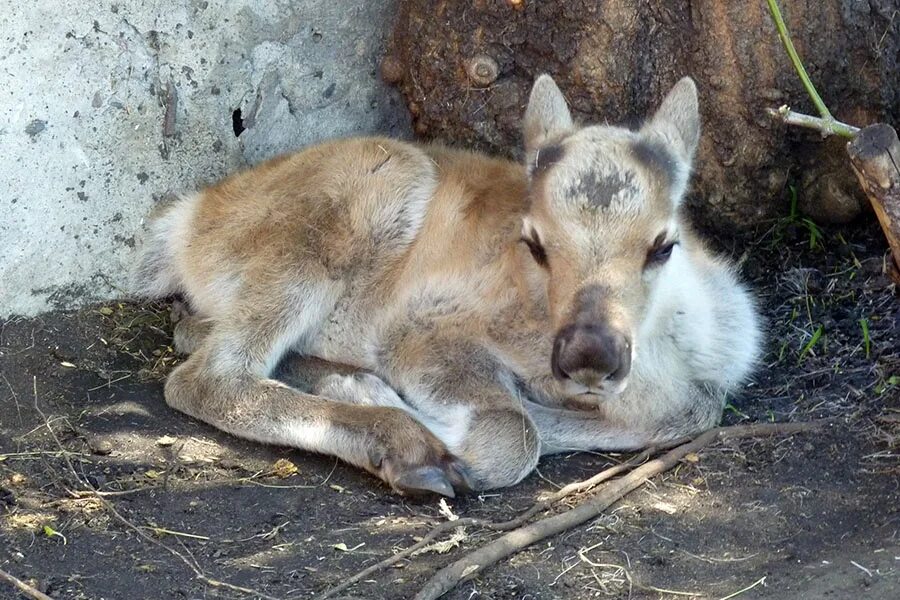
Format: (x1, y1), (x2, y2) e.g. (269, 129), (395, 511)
(89, 439), (113, 455)
(380, 55), (404, 84)
(86, 474), (106, 489)
(0, 487), (16, 506)
(217, 457), (243, 470)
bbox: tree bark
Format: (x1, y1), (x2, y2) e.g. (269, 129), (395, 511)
(386, 0), (900, 231)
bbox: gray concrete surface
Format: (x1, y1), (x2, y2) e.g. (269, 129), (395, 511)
(0, 0), (409, 317)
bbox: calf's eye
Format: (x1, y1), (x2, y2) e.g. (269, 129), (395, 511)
(521, 229), (548, 267)
(646, 236), (678, 268)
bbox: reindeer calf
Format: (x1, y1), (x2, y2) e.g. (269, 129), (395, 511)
(134, 75), (761, 496)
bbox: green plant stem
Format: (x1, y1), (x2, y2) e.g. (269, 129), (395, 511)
(765, 0), (835, 121)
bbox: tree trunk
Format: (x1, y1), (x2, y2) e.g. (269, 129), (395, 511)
(384, 0), (900, 231)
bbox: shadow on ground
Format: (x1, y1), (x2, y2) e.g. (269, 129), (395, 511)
(1, 220), (898, 599)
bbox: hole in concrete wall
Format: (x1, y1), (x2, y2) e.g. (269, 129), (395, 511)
(232, 109), (245, 137)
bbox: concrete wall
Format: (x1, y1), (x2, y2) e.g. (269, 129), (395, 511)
(0, 0), (409, 317)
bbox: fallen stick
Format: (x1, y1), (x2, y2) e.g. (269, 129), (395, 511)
(0, 567), (54, 600)
(492, 446), (656, 532)
(315, 449), (654, 600)
(414, 420), (826, 600)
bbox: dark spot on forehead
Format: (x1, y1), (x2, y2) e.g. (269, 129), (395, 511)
(631, 138), (677, 186)
(565, 169), (636, 208)
(531, 143), (565, 176)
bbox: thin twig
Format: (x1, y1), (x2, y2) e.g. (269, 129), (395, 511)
(622, 567), (703, 597)
(577, 547), (703, 597)
(414, 421), (825, 600)
(315, 450), (654, 600)
(0, 567), (54, 600)
(100, 494), (283, 599)
(767, 106), (860, 139)
(144, 526), (211, 541)
(314, 517), (486, 600)
(717, 575), (767, 600)
(496, 447), (656, 529)
(67, 455), (340, 498)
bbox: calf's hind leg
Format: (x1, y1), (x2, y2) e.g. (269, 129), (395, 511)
(162, 299), (216, 356)
(275, 354), (406, 410)
(163, 291), (470, 497)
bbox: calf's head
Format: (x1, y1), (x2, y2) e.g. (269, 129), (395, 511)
(520, 75), (700, 397)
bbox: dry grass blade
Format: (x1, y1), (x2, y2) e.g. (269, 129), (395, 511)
(314, 517), (485, 600)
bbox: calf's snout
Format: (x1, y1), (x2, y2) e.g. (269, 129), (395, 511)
(551, 324), (632, 389)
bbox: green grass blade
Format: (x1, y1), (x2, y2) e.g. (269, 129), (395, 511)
(859, 318), (870, 358)
(799, 325), (824, 362)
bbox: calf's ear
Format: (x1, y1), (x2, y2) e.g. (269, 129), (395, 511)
(523, 75), (573, 157)
(638, 78), (701, 207)
(642, 77), (700, 163)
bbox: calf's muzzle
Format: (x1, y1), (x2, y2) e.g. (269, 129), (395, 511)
(551, 323), (632, 390)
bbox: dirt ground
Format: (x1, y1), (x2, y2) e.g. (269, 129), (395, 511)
(1, 217), (898, 600)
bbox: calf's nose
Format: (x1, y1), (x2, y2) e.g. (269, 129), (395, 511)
(551, 324), (631, 386)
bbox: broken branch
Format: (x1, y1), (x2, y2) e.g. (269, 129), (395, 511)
(414, 420), (826, 600)
(767, 106), (860, 139)
(0, 568), (54, 600)
(846, 123), (900, 280)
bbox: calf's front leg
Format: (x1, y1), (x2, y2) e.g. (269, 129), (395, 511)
(524, 379), (724, 454)
(381, 332), (542, 490)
